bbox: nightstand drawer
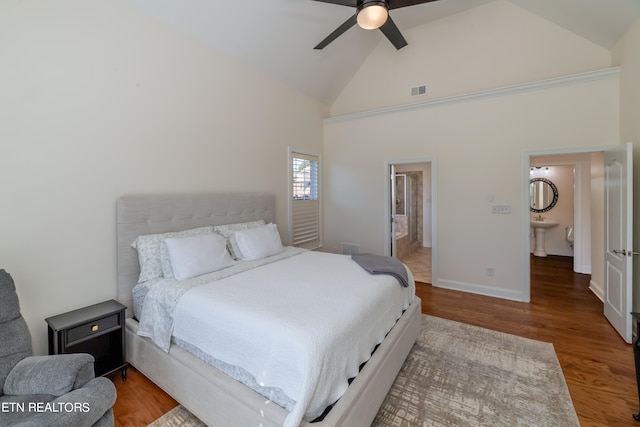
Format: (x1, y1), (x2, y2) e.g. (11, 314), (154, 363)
(67, 313), (120, 345)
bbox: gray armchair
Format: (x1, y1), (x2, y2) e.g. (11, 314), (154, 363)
(0, 269), (117, 427)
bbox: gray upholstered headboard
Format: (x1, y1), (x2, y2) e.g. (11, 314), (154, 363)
(116, 193), (276, 315)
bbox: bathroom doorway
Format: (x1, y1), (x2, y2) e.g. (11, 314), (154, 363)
(527, 153), (603, 289)
(526, 151), (605, 303)
(526, 144), (633, 343)
(387, 160), (435, 284)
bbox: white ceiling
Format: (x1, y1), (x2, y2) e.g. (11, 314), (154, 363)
(123, 0), (640, 106)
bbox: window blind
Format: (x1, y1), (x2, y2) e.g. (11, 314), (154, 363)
(291, 152), (320, 249)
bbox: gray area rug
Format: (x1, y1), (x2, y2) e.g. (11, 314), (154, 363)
(149, 315), (579, 427)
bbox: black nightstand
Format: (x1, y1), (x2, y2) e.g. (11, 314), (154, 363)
(46, 299), (127, 380)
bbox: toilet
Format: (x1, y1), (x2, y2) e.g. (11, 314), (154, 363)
(565, 225), (574, 249)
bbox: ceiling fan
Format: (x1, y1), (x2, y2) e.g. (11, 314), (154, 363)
(313, 0), (441, 50)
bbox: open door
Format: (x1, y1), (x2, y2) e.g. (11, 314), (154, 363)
(604, 142), (633, 343)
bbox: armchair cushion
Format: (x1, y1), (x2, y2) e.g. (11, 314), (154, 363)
(4, 354), (95, 397)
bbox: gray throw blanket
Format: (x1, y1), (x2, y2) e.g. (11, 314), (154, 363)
(351, 254), (409, 287)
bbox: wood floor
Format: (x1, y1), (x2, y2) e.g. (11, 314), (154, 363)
(109, 255), (638, 426)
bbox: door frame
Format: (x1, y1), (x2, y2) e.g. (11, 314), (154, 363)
(383, 157), (438, 283)
(522, 145), (614, 303)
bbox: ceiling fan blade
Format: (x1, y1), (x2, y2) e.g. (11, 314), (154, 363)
(388, 0), (440, 10)
(379, 16), (407, 49)
(314, 14), (358, 49)
(311, 0), (357, 6)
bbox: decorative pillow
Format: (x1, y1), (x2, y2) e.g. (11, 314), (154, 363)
(164, 233), (235, 280)
(213, 220), (266, 259)
(131, 226), (213, 283)
(229, 223), (284, 261)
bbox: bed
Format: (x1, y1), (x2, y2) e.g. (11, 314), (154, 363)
(116, 193), (422, 427)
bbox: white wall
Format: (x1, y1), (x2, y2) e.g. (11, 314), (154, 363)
(324, 77), (618, 301)
(323, 1), (619, 302)
(615, 18), (640, 143)
(0, 0), (326, 355)
(331, 0), (611, 116)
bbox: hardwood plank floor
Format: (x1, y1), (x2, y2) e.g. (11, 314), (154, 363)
(110, 255), (638, 426)
(109, 366), (177, 426)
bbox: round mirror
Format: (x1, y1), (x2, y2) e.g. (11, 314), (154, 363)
(530, 178), (558, 213)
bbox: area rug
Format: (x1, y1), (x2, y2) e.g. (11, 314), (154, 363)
(148, 315), (579, 427)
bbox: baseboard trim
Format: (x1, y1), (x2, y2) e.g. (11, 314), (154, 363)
(434, 279), (526, 302)
(589, 280), (604, 302)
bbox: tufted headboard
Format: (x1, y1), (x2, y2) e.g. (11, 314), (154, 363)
(116, 193), (276, 316)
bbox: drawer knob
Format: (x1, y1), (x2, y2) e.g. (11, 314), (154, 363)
(91, 325), (99, 332)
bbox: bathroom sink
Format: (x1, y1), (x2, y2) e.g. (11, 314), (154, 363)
(530, 220), (559, 229)
(531, 220), (558, 257)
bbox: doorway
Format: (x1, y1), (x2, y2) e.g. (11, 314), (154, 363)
(527, 152), (604, 299)
(524, 145), (634, 343)
(386, 159), (435, 284)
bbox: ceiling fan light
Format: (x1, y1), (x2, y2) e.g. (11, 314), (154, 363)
(357, 2), (388, 30)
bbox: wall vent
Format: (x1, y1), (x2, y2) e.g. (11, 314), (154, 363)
(342, 243), (360, 255)
(410, 85), (427, 97)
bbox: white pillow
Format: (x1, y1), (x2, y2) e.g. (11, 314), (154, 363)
(164, 234), (235, 280)
(213, 220), (266, 259)
(131, 226), (214, 283)
(229, 223), (284, 261)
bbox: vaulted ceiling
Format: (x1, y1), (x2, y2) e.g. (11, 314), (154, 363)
(123, 0), (640, 105)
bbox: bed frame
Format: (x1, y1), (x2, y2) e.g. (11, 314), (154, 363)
(116, 193), (421, 427)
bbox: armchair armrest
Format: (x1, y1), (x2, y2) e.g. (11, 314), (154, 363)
(4, 354), (95, 396)
(8, 377), (117, 427)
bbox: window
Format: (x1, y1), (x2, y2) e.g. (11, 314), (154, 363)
(290, 150), (321, 249)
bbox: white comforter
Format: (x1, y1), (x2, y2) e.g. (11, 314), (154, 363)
(147, 250), (415, 427)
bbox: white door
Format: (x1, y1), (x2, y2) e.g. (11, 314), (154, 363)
(604, 142), (633, 343)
